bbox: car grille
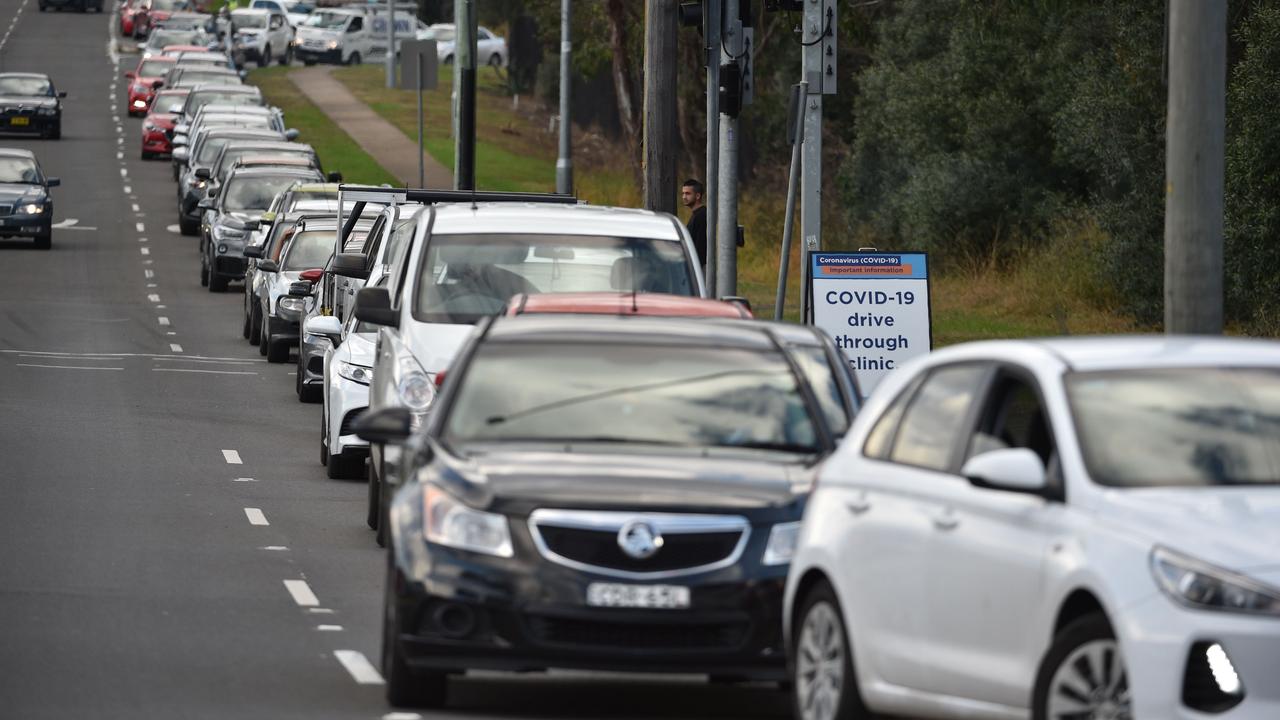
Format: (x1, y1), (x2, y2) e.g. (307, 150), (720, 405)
(339, 408), (365, 437)
(0, 106), (38, 117)
(0, 205), (12, 217)
(525, 614), (750, 652)
(528, 510), (750, 579)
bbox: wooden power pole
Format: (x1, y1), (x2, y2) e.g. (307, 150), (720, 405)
(642, 0), (678, 213)
(1164, 0), (1225, 334)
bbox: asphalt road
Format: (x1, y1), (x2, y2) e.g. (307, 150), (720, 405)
(0, 7), (793, 719)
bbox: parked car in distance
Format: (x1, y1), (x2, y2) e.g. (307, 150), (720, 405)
(309, 296), (380, 479)
(0, 148), (58, 249)
(124, 55), (175, 116)
(504, 292), (753, 319)
(40, 0), (103, 13)
(137, 27), (210, 59)
(785, 336), (1280, 720)
(131, 0), (194, 39)
(418, 22), (505, 67)
(229, 8), (294, 67)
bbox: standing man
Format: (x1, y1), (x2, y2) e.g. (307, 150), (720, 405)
(681, 178), (707, 268)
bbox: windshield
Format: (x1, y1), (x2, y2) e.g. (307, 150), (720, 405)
(1067, 367), (1280, 487)
(283, 191), (337, 211)
(154, 92), (187, 113)
(218, 148), (308, 176)
(423, 26), (454, 41)
(445, 343), (819, 453)
(232, 13), (268, 28)
(137, 60), (172, 77)
(149, 29), (198, 47)
(281, 230), (333, 271)
(173, 72), (236, 88)
(304, 11), (347, 29)
(415, 233), (694, 324)
(223, 175), (313, 212)
(0, 76), (51, 96)
(195, 136), (235, 164)
(151, 0), (188, 10)
(190, 91), (258, 113)
(0, 157), (40, 184)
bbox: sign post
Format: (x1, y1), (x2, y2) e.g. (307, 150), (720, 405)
(398, 39), (439, 188)
(809, 251), (932, 398)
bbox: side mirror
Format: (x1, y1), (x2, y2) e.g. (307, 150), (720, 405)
(353, 286), (398, 328)
(57, 91), (67, 98)
(327, 171), (343, 182)
(194, 167), (211, 180)
(45, 177), (60, 188)
(151, 80), (164, 89)
(288, 281), (313, 297)
(330, 252), (369, 279)
(172, 136), (188, 148)
(353, 407), (413, 444)
(172, 146), (189, 162)
(243, 244), (264, 258)
(961, 448), (1048, 494)
(257, 259), (279, 273)
(284, 128), (300, 141)
(304, 314), (343, 339)
(125, 71), (137, 79)
(174, 123), (189, 134)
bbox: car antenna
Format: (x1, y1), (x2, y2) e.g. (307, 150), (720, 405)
(470, 182), (477, 211)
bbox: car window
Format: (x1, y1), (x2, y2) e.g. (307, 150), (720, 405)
(348, 16), (362, 32)
(281, 229), (333, 271)
(387, 217), (417, 309)
(0, 76), (52, 96)
(863, 374), (922, 459)
(223, 175), (314, 212)
(303, 10), (346, 29)
(966, 373), (1055, 466)
(889, 364), (988, 471)
(0, 157), (41, 184)
(790, 345), (851, 437)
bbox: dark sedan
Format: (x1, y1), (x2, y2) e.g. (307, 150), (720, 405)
(0, 74), (65, 140)
(0, 149), (58, 249)
(355, 314), (859, 708)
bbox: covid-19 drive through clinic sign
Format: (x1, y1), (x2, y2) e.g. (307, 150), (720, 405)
(809, 252), (932, 398)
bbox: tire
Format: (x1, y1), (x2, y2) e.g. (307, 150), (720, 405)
(1032, 615), (1129, 720)
(265, 337), (289, 363)
(366, 460), (379, 530)
(209, 273), (228, 292)
(178, 214), (199, 236)
(488, 53), (502, 68)
(300, 381), (321, 404)
(241, 304), (252, 339)
(320, 412), (329, 467)
(278, 45), (292, 66)
(259, 45), (271, 68)
(328, 451), (362, 480)
(382, 555), (447, 708)
(347, 52), (361, 66)
(791, 581), (870, 720)
(249, 303), (262, 345)
(375, 471), (388, 548)
(258, 318), (270, 356)
(199, 253), (210, 287)
(49, 124), (61, 140)
(33, 231), (51, 250)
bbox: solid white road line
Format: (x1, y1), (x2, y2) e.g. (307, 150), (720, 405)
(158, 316), (169, 325)
(153, 357), (258, 365)
(261, 545), (288, 550)
(333, 650), (384, 685)
(244, 508), (269, 526)
(151, 368), (258, 376)
(169, 343), (183, 353)
(283, 580), (319, 607)
(15, 364), (124, 371)
(221, 449), (242, 464)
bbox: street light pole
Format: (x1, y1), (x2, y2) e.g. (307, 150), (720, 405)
(556, 0), (573, 195)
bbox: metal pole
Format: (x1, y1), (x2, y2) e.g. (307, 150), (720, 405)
(703, 0), (719, 297)
(642, 0), (678, 213)
(454, 0), (477, 190)
(384, 0), (395, 88)
(555, 0), (573, 195)
(799, 1), (825, 323)
(715, 0), (740, 297)
(775, 81), (807, 321)
(417, 53), (425, 188)
(1164, 0), (1225, 334)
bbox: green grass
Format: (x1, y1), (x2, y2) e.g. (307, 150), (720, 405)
(245, 66), (399, 187)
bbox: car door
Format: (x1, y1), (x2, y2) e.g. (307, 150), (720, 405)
(920, 364), (1064, 709)
(831, 362), (991, 694)
(268, 12), (288, 51)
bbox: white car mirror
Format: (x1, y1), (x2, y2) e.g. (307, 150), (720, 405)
(961, 448), (1047, 493)
(304, 315), (343, 339)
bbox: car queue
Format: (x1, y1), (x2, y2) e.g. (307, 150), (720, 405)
(3, 6), (1271, 718)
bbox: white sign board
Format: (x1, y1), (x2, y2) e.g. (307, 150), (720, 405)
(809, 252), (932, 398)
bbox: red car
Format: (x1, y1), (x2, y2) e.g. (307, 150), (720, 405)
(129, 0), (194, 39)
(124, 55), (175, 116)
(119, 0), (144, 37)
(140, 87), (189, 159)
(505, 292), (754, 318)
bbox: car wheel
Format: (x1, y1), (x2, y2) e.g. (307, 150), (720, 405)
(241, 305), (252, 339)
(199, 253), (210, 287)
(260, 45), (271, 68)
(33, 231), (51, 250)
(382, 554), (447, 708)
(179, 214), (199, 236)
(347, 51), (361, 66)
(258, 318), (270, 356)
(328, 451), (362, 480)
(278, 45), (292, 66)
(366, 460), (379, 530)
(1032, 615), (1130, 720)
(266, 337), (289, 363)
(488, 53), (502, 68)
(792, 581), (869, 720)
(249, 304), (262, 345)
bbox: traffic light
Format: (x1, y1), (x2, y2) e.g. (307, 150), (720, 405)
(719, 60), (742, 117)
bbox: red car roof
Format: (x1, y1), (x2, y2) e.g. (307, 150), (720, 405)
(506, 292), (753, 319)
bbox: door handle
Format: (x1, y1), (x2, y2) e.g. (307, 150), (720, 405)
(846, 493), (871, 515)
(932, 510), (959, 531)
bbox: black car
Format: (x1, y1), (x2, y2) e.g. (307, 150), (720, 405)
(0, 149), (58, 249)
(0, 74), (65, 140)
(355, 314), (860, 708)
(38, 0), (103, 13)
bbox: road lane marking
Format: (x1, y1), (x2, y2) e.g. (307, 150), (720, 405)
(261, 545), (287, 550)
(166, 224), (180, 233)
(147, 294), (160, 302)
(119, 168), (127, 177)
(16, 364), (124, 371)
(244, 508), (269, 526)
(307, 608), (335, 614)
(169, 343), (183, 353)
(123, 185), (131, 194)
(156, 305), (166, 309)
(317, 625), (343, 632)
(135, 222), (145, 233)
(3, 350), (260, 362)
(233, 477), (256, 482)
(139, 237), (148, 243)
(131, 203), (139, 212)
(334, 650), (384, 685)
(116, 151), (123, 160)
(221, 449), (242, 464)
(153, 357), (258, 365)
(383, 714), (423, 720)
(140, 247), (149, 256)
(166, 332), (177, 336)
(147, 283), (157, 288)
(144, 269), (154, 278)
(158, 316), (169, 325)
(283, 580), (319, 607)
(152, 368), (258, 376)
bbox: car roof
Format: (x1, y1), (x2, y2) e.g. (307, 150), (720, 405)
(221, 141), (311, 153)
(199, 104), (271, 115)
(430, 202), (684, 241)
(0, 148), (36, 159)
(228, 166), (323, 180)
(0, 72), (50, 80)
(508, 292), (751, 319)
(233, 155), (317, 168)
(486, 314), (783, 350)
(925, 335), (1280, 373)
(200, 128), (282, 140)
(189, 84), (259, 95)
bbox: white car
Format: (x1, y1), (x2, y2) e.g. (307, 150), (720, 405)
(308, 295), (379, 480)
(229, 8), (293, 67)
(785, 336), (1280, 720)
(293, 7), (373, 66)
(418, 22), (506, 67)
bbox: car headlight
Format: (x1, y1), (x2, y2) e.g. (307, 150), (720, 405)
(326, 39), (338, 49)
(19, 203), (44, 215)
(277, 296), (306, 313)
(423, 484), (513, 557)
(395, 353), (437, 414)
(212, 225), (245, 243)
(195, 179), (207, 189)
(336, 360), (371, 385)
(762, 521), (801, 565)
(1151, 546), (1280, 616)
(37, 107), (56, 116)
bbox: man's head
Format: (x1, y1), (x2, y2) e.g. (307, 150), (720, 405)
(681, 179), (704, 210)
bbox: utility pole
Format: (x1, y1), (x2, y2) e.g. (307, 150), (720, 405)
(556, 0), (573, 195)
(384, 0), (395, 88)
(643, 0), (678, 213)
(799, 0), (834, 322)
(1164, 0), (1225, 334)
(703, 0), (720, 296)
(715, 0), (741, 296)
(453, 0), (477, 190)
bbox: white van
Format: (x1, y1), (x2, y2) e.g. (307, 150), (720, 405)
(292, 7), (372, 66)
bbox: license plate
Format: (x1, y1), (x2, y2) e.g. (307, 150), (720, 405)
(586, 583), (690, 609)
(10, 117), (28, 126)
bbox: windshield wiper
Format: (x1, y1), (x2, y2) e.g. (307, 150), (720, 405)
(719, 441), (819, 454)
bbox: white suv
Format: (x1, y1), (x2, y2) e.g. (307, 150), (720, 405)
(230, 8), (293, 67)
(785, 336), (1280, 720)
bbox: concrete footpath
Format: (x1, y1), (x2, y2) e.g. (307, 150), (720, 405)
(289, 66), (453, 189)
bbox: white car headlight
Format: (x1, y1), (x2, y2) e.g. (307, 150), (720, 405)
(762, 521), (801, 565)
(1151, 546), (1280, 616)
(424, 484), (513, 557)
(336, 360), (371, 385)
(395, 354), (436, 413)
(277, 296), (307, 313)
(326, 39), (338, 49)
(19, 203), (44, 215)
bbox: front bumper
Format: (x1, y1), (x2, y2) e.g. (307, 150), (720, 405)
(127, 91), (153, 115)
(142, 130), (171, 154)
(299, 330), (329, 388)
(266, 314), (299, 346)
(213, 253), (247, 281)
(1121, 593), (1280, 718)
(295, 46), (341, 64)
(0, 215), (50, 237)
(327, 375), (370, 458)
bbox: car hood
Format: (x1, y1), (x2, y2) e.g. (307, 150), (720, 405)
(1094, 486), (1280, 576)
(342, 331), (375, 366)
(0, 95), (56, 108)
(0, 184), (44, 203)
(401, 320), (473, 375)
(297, 27), (340, 40)
(434, 447), (812, 519)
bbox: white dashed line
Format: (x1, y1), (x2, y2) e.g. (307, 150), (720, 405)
(123, 185), (132, 194)
(131, 203), (139, 212)
(146, 283), (157, 288)
(166, 331), (177, 336)
(15, 364), (124, 371)
(233, 477), (256, 482)
(283, 580), (319, 607)
(140, 247), (150, 256)
(166, 224), (180, 233)
(135, 222), (145, 233)
(169, 343), (183, 353)
(244, 508), (269, 526)
(147, 294), (160, 302)
(119, 168), (127, 178)
(156, 305), (166, 309)
(152, 368), (257, 376)
(158, 316), (169, 325)
(116, 152), (123, 160)
(383, 714), (423, 720)
(317, 625), (343, 632)
(307, 608), (335, 614)
(221, 449), (242, 464)
(334, 650), (384, 685)
(261, 545), (287, 550)
(144, 269), (154, 279)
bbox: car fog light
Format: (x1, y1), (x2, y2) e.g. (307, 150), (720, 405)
(1206, 644), (1241, 696)
(217, 243), (228, 254)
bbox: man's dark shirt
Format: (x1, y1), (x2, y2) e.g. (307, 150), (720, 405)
(686, 205), (707, 268)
